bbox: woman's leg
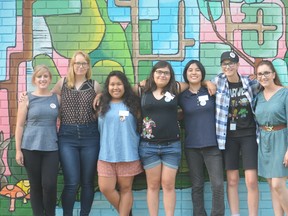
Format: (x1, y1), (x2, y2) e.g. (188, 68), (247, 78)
(267, 178), (284, 216)
(269, 178), (288, 215)
(41, 151), (59, 216)
(59, 137), (81, 216)
(98, 176), (119, 211)
(22, 150), (44, 216)
(185, 148), (207, 216)
(204, 147), (225, 216)
(244, 169), (259, 216)
(226, 170), (240, 215)
(161, 165), (178, 216)
(145, 164), (162, 216)
(242, 136), (259, 216)
(118, 176), (134, 216)
(79, 138), (99, 216)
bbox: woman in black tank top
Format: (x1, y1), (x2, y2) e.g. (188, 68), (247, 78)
(138, 61), (188, 216)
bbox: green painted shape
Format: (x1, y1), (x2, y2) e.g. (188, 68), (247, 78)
(33, 54), (61, 88)
(272, 59), (288, 85)
(45, 0), (105, 58)
(7, 138), (28, 185)
(241, 3), (282, 58)
(197, 0), (222, 21)
(200, 43), (231, 79)
(17, 0), (81, 16)
(92, 60), (124, 86)
(125, 20), (153, 82)
(89, 0), (134, 84)
(244, 0), (264, 3)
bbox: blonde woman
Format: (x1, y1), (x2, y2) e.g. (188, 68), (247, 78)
(52, 51), (101, 216)
(15, 65), (60, 216)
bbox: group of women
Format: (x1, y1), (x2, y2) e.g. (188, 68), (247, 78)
(15, 50), (288, 216)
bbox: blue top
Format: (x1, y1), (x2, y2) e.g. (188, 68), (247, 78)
(21, 93), (59, 151)
(179, 87), (218, 148)
(255, 88), (288, 178)
(98, 101), (140, 162)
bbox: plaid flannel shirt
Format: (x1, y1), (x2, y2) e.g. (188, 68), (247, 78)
(212, 73), (259, 150)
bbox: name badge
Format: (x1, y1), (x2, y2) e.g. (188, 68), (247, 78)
(164, 92), (175, 102)
(230, 123), (236, 131)
(198, 95), (209, 106)
(50, 103), (56, 109)
(119, 110), (129, 121)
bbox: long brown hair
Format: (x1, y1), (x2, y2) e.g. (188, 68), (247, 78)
(256, 60), (282, 91)
(144, 61), (178, 95)
(66, 51), (92, 89)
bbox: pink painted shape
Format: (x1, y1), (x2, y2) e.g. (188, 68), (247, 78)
(52, 50), (69, 77)
(0, 90), (11, 176)
(120, 22), (129, 30)
(6, 17), (24, 80)
(199, 0), (287, 74)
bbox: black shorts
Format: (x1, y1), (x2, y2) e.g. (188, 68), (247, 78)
(223, 135), (258, 170)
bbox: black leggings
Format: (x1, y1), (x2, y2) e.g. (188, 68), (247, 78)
(23, 149), (59, 216)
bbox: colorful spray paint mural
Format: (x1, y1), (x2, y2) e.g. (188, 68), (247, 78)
(0, 0), (287, 214)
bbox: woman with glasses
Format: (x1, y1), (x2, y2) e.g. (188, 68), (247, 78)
(179, 60), (224, 216)
(254, 60), (288, 215)
(52, 50), (101, 216)
(212, 51), (260, 216)
(137, 61), (188, 216)
(136, 60), (215, 216)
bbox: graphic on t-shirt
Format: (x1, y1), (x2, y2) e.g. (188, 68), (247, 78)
(229, 87), (249, 120)
(141, 117), (156, 139)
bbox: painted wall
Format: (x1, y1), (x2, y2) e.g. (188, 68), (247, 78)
(0, 0), (287, 215)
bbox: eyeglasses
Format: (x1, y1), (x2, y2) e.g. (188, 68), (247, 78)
(256, 71), (273, 78)
(155, 70), (170, 76)
(74, 62), (88, 68)
(221, 62), (236, 68)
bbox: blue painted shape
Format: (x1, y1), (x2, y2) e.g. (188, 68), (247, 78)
(152, 0), (200, 81)
(108, 0), (158, 22)
(0, 0), (16, 81)
(272, 58), (288, 85)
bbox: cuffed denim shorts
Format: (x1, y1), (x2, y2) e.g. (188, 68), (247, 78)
(139, 140), (181, 170)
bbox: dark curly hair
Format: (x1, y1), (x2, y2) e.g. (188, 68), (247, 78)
(99, 71), (140, 118)
(144, 61), (178, 95)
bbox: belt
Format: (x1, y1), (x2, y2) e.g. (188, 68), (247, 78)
(260, 124), (286, 132)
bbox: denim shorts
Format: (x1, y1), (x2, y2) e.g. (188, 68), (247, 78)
(139, 140), (181, 170)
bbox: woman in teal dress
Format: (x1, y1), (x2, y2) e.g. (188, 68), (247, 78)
(254, 60), (288, 216)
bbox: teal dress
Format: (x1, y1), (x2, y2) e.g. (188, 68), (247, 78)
(255, 88), (288, 178)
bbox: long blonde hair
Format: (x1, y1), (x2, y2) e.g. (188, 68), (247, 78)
(66, 51), (92, 88)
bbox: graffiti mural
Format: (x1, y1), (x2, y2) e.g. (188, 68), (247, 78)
(0, 0), (287, 214)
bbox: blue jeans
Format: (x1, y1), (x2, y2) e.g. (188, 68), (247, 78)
(185, 146), (225, 216)
(58, 122), (100, 216)
(139, 140), (181, 170)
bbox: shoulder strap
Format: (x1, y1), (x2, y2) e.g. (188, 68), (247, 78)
(138, 83), (143, 97)
(176, 81), (181, 93)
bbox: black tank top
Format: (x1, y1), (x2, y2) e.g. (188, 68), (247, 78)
(60, 79), (97, 125)
(140, 91), (180, 143)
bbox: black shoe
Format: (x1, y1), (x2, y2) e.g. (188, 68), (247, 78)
(129, 209), (133, 216)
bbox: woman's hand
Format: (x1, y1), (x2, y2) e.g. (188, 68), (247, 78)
(16, 150), (24, 166)
(18, 92), (27, 102)
(203, 80), (216, 96)
(93, 93), (102, 110)
(283, 149), (288, 167)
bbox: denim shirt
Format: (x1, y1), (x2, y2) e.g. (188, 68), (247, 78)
(212, 73), (260, 149)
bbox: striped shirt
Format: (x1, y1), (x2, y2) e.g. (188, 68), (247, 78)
(212, 73), (259, 149)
